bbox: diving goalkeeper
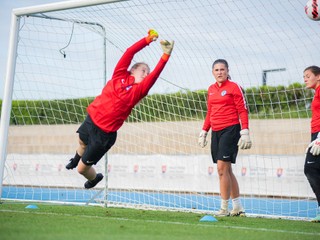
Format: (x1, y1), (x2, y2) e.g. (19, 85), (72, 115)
(65, 29), (174, 189)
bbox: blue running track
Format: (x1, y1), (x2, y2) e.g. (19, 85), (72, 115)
(2, 186), (317, 219)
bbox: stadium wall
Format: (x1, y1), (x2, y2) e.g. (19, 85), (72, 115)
(7, 119), (310, 155)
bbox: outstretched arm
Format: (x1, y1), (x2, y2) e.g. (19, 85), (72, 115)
(159, 40), (175, 61)
(138, 40), (175, 97)
(112, 30), (159, 79)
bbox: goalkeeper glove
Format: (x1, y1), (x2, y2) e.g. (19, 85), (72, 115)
(238, 129), (252, 150)
(308, 137), (320, 156)
(198, 130), (208, 148)
(146, 29), (158, 43)
(160, 40), (174, 55)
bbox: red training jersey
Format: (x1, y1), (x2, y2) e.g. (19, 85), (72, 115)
(87, 38), (169, 132)
(202, 79), (249, 132)
(311, 86), (320, 133)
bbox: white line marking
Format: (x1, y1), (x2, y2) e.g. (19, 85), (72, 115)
(1, 209), (319, 236)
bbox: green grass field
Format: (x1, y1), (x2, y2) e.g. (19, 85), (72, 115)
(0, 201), (319, 240)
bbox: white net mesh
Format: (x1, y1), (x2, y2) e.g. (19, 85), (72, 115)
(1, 0), (319, 219)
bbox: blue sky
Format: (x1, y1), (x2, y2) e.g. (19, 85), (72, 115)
(0, 0), (67, 99)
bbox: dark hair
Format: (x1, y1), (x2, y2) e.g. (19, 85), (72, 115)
(212, 59), (231, 80)
(304, 65), (320, 76)
(212, 59), (229, 69)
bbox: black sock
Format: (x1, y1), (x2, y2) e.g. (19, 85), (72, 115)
(74, 152), (81, 161)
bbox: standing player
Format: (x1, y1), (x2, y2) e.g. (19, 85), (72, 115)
(198, 59), (252, 217)
(65, 29), (174, 189)
(304, 65), (320, 222)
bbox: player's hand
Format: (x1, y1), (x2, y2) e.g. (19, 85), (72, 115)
(308, 138), (320, 155)
(198, 130), (208, 148)
(238, 129), (252, 150)
(160, 40), (174, 55)
(146, 29), (158, 43)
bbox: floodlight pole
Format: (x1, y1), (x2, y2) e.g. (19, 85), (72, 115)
(262, 68), (286, 86)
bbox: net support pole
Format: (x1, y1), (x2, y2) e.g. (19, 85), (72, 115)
(0, 13), (20, 199)
(102, 29), (108, 208)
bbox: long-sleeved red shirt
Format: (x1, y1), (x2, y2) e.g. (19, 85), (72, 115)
(202, 79), (249, 132)
(311, 86), (320, 133)
(87, 38), (169, 132)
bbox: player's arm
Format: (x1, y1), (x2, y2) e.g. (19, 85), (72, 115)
(198, 90), (211, 148)
(137, 40), (174, 97)
(112, 29), (159, 79)
(233, 85), (252, 150)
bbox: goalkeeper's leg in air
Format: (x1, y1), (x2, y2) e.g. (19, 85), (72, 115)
(66, 115), (116, 189)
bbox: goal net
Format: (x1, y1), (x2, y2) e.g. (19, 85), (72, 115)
(1, 0), (319, 220)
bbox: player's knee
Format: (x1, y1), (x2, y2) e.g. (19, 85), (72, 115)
(78, 138), (86, 149)
(77, 162), (89, 175)
(217, 162), (230, 177)
(77, 167), (86, 175)
(217, 167), (226, 177)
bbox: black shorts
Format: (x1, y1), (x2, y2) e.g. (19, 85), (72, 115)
(77, 115), (117, 166)
(210, 124), (241, 164)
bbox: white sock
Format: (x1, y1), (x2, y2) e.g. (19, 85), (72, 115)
(221, 199), (229, 210)
(232, 197), (242, 210)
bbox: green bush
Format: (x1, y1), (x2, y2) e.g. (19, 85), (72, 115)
(9, 98), (93, 125)
(1, 83), (313, 125)
(245, 83), (312, 119)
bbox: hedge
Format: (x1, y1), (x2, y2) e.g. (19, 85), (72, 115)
(0, 82), (313, 125)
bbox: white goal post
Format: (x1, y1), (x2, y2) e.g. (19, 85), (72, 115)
(0, 0), (118, 203)
(1, 0), (319, 220)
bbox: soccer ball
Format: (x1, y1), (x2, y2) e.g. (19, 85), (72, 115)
(305, 0), (320, 21)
